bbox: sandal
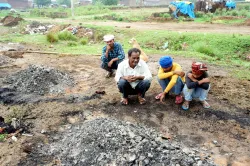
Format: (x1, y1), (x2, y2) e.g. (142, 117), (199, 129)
(138, 96), (146, 105)
(201, 101), (210, 109)
(120, 98), (128, 105)
(182, 101), (190, 111)
(175, 95), (183, 104)
(155, 93), (163, 100)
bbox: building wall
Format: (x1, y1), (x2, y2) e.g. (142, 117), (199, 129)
(120, 0), (170, 6)
(7, 0), (30, 9)
(144, 0), (171, 6)
(79, 0), (92, 6)
(119, 0), (138, 6)
(0, 0), (8, 3)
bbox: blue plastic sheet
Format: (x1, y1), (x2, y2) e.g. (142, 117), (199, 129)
(225, 1), (236, 9)
(0, 3), (11, 9)
(170, 1), (195, 19)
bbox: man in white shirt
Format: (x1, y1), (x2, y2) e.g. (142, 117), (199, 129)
(115, 48), (152, 105)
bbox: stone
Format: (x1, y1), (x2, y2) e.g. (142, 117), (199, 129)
(213, 156), (228, 166)
(127, 153), (136, 162)
(41, 129), (46, 134)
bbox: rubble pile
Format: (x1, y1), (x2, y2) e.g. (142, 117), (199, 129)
(5, 65), (74, 95)
(48, 24), (70, 33)
(75, 27), (94, 38)
(24, 21), (54, 35)
(0, 55), (14, 66)
(35, 118), (214, 165)
(0, 15), (23, 26)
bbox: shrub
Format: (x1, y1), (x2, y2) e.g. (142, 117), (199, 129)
(58, 31), (77, 41)
(231, 10), (238, 16)
(46, 32), (58, 43)
(67, 41), (78, 47)
(93, 0), (118, 5)
(162, 13), (171, 18)
(195, 11), (206, 18)
(117, 17), (123, 21)
(244, 5), (250, 10)
(80, 38), (88, 45)
(192, 42), (216, 57)
(238, 9), (248, 17)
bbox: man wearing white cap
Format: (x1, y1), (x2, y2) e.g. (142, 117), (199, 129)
(101, 34), (125, 78)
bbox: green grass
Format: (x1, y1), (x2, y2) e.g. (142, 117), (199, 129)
(0, 24), (249, 79)
(58, 31), (77, 41)
(47, 32), (59, 43)
(0, 134), (7, 142)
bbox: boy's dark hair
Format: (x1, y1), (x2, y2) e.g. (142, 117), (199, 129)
(128, 48), (141, 57)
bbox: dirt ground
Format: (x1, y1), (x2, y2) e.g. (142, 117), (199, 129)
(27, 18), (250, 35)
(0, 45), (249, 165)
(84, 21), (250, 35)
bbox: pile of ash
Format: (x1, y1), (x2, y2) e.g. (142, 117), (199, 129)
(0, 55), (14, 66)
(26, 118), (215, 166)
(5, 65), (74, 95)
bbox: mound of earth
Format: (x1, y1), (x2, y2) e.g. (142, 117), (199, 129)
(5, 65), (74, 95)
(245, 19), (250, 26)
(0, 15), (23, 26)
(22, 118), (215, 166)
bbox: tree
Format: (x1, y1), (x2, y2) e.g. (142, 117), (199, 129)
(93, 0), (118, 6)
(57, 0), (71, 7)
(35, 0), (51, 6)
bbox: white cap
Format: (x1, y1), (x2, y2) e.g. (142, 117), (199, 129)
(103, 34), (114, 42)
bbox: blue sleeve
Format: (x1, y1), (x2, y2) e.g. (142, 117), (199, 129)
(116, 43), (125, 60)
(101, 46), (108, 63)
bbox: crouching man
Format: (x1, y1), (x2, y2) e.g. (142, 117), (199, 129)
(115, 48), (152, 105)
(101, 34), (125, 78)
(155, 56), (185, 104)
(182, 62), (211, 110)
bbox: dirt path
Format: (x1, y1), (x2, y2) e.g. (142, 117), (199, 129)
(27, 18), (250, 35)
(85, 21), (250, 35)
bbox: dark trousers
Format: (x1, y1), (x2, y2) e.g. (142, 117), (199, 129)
(101, 61), (118, 72)
(118, 79), (150, 98)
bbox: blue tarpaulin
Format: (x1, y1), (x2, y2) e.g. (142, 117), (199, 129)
(170, 1), (195, 19)
(0, 3), (11, 9)
(225, 1), (236, 9)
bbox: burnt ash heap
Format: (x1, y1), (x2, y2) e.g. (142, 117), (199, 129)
(27, 118), (215, 166)
(0, 55), (14, 66)
(5, 65), (74, 95)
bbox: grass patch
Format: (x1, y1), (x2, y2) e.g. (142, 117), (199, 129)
(191, 42), (217, 57)
(58, 31), (77, 41)
(67, 41), (78, 47)
(47, 32), (59, 43)
(0, 134), (7, 142)
(80, 38), (89, 45)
